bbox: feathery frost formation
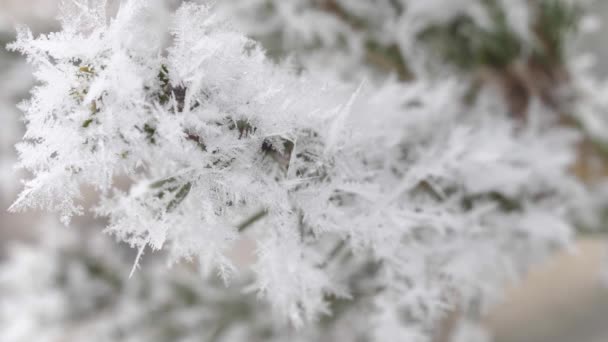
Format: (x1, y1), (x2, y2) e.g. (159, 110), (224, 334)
(6, 0), (598, 340)
(0, 32), (30, 197)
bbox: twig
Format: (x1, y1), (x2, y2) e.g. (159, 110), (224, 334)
(236, 209), (268, 232)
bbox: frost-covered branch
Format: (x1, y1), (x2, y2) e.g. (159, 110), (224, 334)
(6, 0), (601, 340)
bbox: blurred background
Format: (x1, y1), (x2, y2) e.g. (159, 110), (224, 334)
(0, 1), (607, 342)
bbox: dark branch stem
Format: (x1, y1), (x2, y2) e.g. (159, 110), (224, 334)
(318, 238), (347, 269)
(236, 209), (268, 232)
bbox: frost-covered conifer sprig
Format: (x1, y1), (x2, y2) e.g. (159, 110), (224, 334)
(228, 0), (608, 164)
(2, 222), (495, 342)
(0, 31), (31, 198)
(0, 222), (282, 342)
(8, 0), (590, 338)
(225, 0), (591, 78)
